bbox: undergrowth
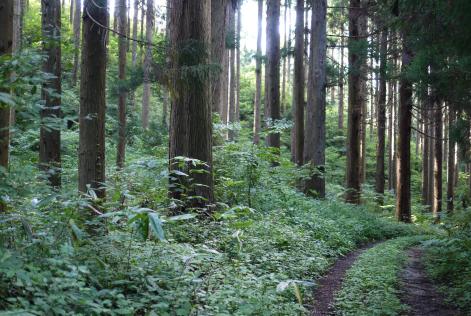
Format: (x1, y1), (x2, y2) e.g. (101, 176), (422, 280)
(0, 141), (420, 315)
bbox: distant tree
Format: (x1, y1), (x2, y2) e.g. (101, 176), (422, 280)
(78, 0), (108, 199)
(71, 0), (81, 86)
(447, 109), (456, 212)
(141, 0), (153, 130)
(304, 0), (327, 198)
(168, 0), (214, 208)
(265, 0), (281, 150)
(253, 0), (263, 144)
(116, 0), (127, 169)
(40, 0), (62, 188)
(374, 25), (388, 204)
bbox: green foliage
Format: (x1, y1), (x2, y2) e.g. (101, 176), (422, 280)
(334, 236), (426, 316)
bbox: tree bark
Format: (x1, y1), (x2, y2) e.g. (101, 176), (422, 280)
(169, 0), (214, 208)
(338, 2), (345, 130)
(265, 0), (281, 150)
(211, 0), (228, 115)
(345, 0), (364, 204)
(0, 0), (13, 212)
(228, 4), (236, 140)
(71, 0), (81, 86)
(40, 0), (61, 188)
(141, 0), (153, 130)
(304, 0), (326, 198)
(374, 26), (387, 203)
(253, 0), (263, 144)
(235, 5), (241, 123)
(395, 36), (413, 223)
(292, 0), (304, 165)
(447, 109), (455, 212)
(432, 101), (443, 219)
(421, 103), (430, 206)
(129, 0), (138, 108)
(281, 0), (288, 114)
(78, 0), (107, 199)
(116, 0), (127, 169)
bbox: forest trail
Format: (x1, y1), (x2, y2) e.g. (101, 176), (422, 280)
(399, 248), (461, 316)
(310, 242), (380, 315)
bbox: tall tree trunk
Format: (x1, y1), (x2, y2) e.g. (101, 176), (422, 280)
(421, 103), (430, 206)
(345, 0), (364, 204)
(427, 106), (435, 207)
(281, 0), (288, 114)
(447, 109), (455, 212)
(0, 0), (13, 212)
(71, 0), (81, 86)
(129, 0), (138, 108)
(374, 26), (387, 203)
(395, 35), (413, 223)
(253, 0), (263, 144)
(168, 0), (213, 208)
(228, 4), (236, 140)
(235, 5), (241, 123)
(116, 0), (127, 169)
(265, 0), (281, 150)
(78, 0), (107, 199)
(338, 10), (345, 130)
(304, 0), (326, 197)
(40, 0), (61, 188)
(141, 0), (153, 130)
(432, 101), (443, 219)
(358, 1), (367, 184)
(69, 0), (73, 23)
(292, 0), (304, 165)
(211, 0), (228, 115)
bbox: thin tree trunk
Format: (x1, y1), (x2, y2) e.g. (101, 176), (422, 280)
(447, 109), (455, 212)
(228, 4), (236, 140)
(141, 0), (153, 130)
(421, 103), (430, 206)
(388, 79), (394, 191)
(281, 0), (288, 114)
(71, 0), (81, 86)
(78, 0), (107, 199)
(304, 0), (326, 198)
(427, 106), (435, 207)
(374, 26), (387, 203)
(169, 0), (213, 208)
(116, 0), (127, 169)
(235, 5), (241, 123)
(433, 101), (443, 219)
(265, 0), (281, 150)
(345, 0), (364, 204)
(69, 0), (73, 23)
(129, 0), (138, 108)
(359, 3), (367, 184)
(253, 0), (263, 144)
(292, 0), (304, 165)
(40, 0), (61, 188)
(395, 34), (413, 223)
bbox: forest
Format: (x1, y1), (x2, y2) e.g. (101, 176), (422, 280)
(0, 0), (471, 315)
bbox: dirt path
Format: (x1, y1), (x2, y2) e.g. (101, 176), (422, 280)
(309, 243), (379, 316)
(399, 248), (461, 316)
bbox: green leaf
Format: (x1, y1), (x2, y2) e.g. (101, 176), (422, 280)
(148, 213), (165, 241)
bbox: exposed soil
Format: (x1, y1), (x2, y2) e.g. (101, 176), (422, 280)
(309, 242), (380, 316)
(399, 247), (461, 316)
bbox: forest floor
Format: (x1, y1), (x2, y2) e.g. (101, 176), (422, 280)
(310, 243), (461, 316)
(310, 242), (380, 315)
